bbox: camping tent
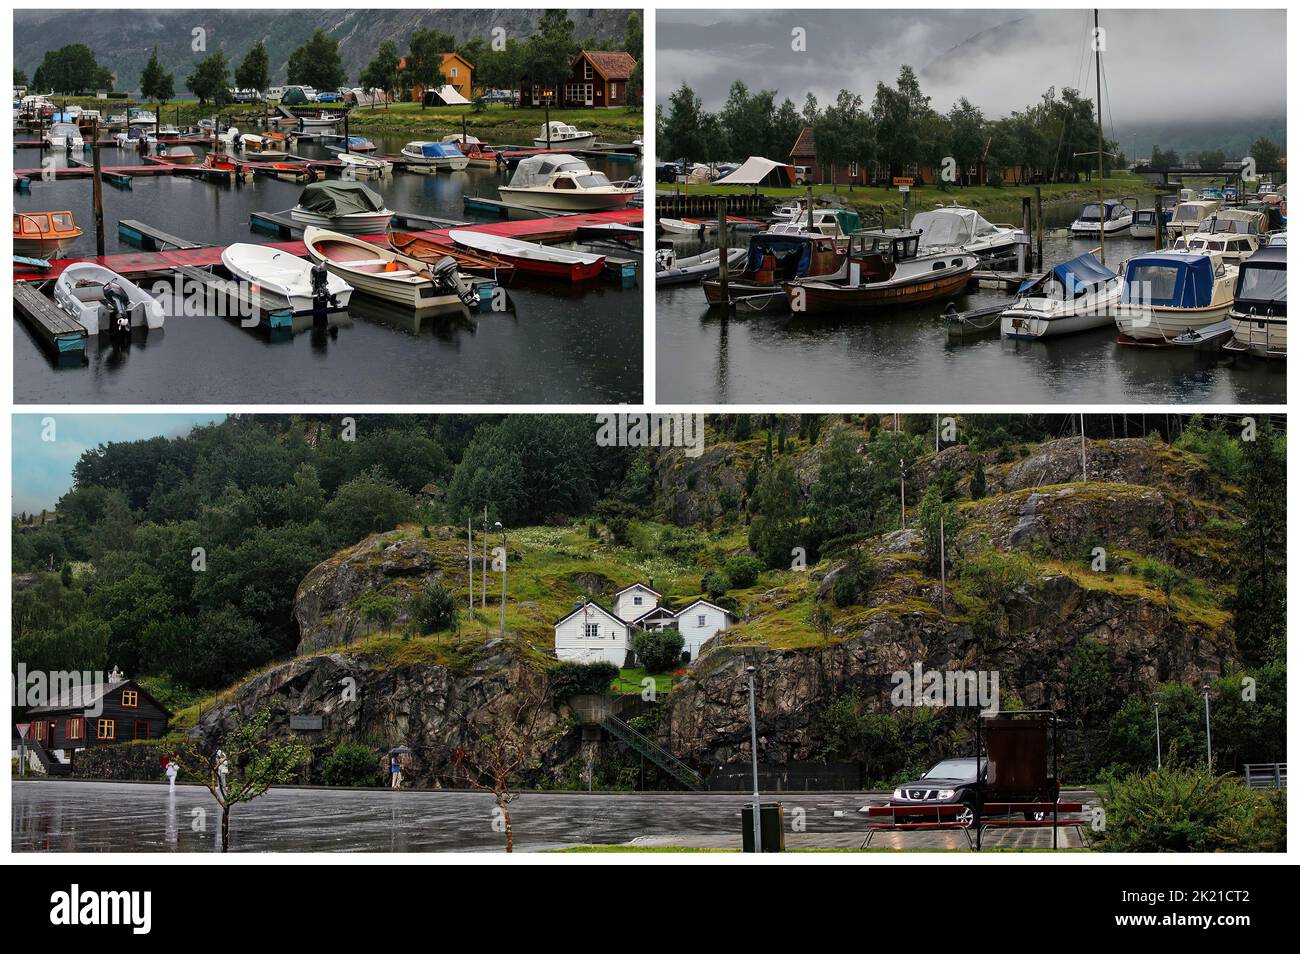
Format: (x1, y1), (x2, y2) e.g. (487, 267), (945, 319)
(424, 85), (471, 107)
(712, 156), (796, 187)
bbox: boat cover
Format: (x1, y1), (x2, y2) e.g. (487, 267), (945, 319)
(911, 207), (999, 247)
(1122, 252), (1217, 308)
(1233, 245), (1286, 311)
(713, 156), (796, 187)
(1018, 252), (1116, 296)
(411, 142), (465, 160)
(509, 153), (589, 187)
(296, 181), (387, 215)
(746, 234), (814, 275)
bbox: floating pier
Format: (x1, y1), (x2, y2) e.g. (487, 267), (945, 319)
(13, 282), (88, 364)
(117, 219), (206, 252)
(170, 264), (295, 337)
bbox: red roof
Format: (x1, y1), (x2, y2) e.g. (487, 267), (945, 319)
(577, 50), (636, 81)
(790, 126), (815, 160)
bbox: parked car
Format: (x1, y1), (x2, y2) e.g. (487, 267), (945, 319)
(794, 165), (811, 185)
(317, 91), (341, 103)
(481, 89), (515, 105)
(656, 162), (681, 184)
(887, 757), (1060, 825)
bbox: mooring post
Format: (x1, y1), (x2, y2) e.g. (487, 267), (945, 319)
(717, 196), (729, 306)
(1019, 197), (1031, 276)
(343, 111), (350, 155)
(1034, 186), (1044, 269)
(91, 118), (105, 258)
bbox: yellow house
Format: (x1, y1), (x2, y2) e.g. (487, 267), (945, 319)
(400, 52), (475, 104)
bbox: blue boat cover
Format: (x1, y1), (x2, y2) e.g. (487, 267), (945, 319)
(1018, 252), (1116, 296)
(1122, 252), (1217, 308)
(748, 235), (813, 276)
(418, 142), (464, 159)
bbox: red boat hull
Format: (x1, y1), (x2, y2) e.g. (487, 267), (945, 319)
(497, 253), (604, 282)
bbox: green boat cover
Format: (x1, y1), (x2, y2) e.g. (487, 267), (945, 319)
(297, 181), (386, 216)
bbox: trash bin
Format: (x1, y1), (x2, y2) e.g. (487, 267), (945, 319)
(741, 802), (785, 852)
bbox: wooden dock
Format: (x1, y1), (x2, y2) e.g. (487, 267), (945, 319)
(13, 282), (88, 363)
(462, 194), (566, 218)
(118, 220), (205, 252)
(69, 158), (133, 188)
(171, 264), (296, 336)
(251, 208), (470, 238)
(656, 191), (770, 217)
(969, 269), (1042, 291)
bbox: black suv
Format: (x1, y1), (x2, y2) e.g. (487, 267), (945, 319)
(888, 757), (1059, 825)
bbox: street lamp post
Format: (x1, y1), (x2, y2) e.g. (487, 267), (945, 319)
(495, 521), (506, 637)
(1202, 686), (1213, 771)
(746, 663), (762, 852)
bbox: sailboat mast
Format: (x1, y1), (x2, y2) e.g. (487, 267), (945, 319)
(1095, 8), (1105, 262)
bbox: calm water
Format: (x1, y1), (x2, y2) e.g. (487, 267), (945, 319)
(656, 204), (1285, 405)
(14, 133), (642, 404)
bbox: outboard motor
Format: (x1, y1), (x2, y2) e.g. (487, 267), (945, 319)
(101, 280), (134, 338)
(309, 260), (337, 321)
(430, 255), (478, 307)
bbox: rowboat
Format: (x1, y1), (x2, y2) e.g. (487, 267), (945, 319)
(54, 262), (165, 333)
(656, 246), (746, 286)
(222, 243), (353, 315)
(388, 232), (516, 282)
(291, 181), (393, 234)
(446, 228), (605, 282)
(659, 218), (702, 235)
(264, 162), (318, 183)
(335, 152), (392, 178)
(302, 227), (471, 314)
(13, 210), (82, 257)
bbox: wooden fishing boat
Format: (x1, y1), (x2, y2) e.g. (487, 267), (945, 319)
(388, 231), (516, 282)
(446, 228), (604, 282)
(784, 229), (976, 314)
(302, 227), (471, 315)
(13, 210), (82, 257)
(701, 230), (842, 306)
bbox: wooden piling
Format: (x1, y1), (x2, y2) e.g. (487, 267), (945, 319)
(91, 119), (105, 257)
(1019, 197), (1031, 275)
(1034, 186), (1044, 270)
(716, 197), (729, 305)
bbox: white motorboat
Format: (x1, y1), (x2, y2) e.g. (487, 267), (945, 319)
(399, 141), (469, 172)
(771, 203), (802, 223)
(1001, 252), (1121, 339)
(656, 245), (746, 286)
(221, 243), (353, 315)
(1168, 208), (1269, 265)
(1225, 244), (1285, 358)
(1069, 198), (1133, 236)
(54, 262), (165, 334)
(1166, 200), (1221, 241)
(659, 218), (702, 235)
(497, 154), (637, 211)
(290, 181), (394, 234)
(336, 152), (393, 178)
(302, 227), (472, 314)
(533, 121), (595, 150)
(44, 122), (83, 149)
(1115, 251), (1237, 341)
(127, 108), (157, 126)
(910, 205), (1023, 259)
(1130, 208), (1161, 239)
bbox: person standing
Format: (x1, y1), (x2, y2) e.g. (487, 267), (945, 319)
(165, 758), (179, 790)
(389, 754), (402, 790)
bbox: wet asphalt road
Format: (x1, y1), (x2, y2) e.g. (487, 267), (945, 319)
(12, 781), (1096, 852)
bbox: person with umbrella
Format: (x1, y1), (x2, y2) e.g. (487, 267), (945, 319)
(388, 746), (411, 789)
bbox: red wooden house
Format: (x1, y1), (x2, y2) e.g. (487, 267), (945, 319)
(519, 50), (637, 109)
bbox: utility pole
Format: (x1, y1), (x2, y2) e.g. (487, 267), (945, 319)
(481, 506), (488, 610)
(1154, 702), (1162, 770)
(939, 514), (946, 613)
(1080, 413), (1088, 480)
(899, 459), (906, 530)
(496, 521), (506, 637)
(1202, 686), (1213, 772)
(746, 664), (762, 852)
(1094, 8), (1105, 264)
(467, 516), (473, 611)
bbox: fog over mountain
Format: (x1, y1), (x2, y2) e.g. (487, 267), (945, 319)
(657, 9), (1285, 154)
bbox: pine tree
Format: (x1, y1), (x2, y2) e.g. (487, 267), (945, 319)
(1233, 424), (1285, 664)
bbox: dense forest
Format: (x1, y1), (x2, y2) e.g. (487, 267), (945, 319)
(11, 413), (1286, 789)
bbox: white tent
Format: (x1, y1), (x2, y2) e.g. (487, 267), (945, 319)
(712, 156), (795, 187)
(425, 85), (470, 106)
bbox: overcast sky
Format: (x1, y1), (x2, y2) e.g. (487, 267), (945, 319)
(656, 9), (1285, 125)
(12, 414), (225, 514)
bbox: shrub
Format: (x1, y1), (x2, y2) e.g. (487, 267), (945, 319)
(1094, 767), (1286, 852)
(723, 555), (762, 589)
(549, 660), (619, 701)
(320, 742), (380, 787)
(408, 580), (459, 634)
(701, 568), (730, 601)
(634, 627), (685, 673)
(831, 571), (858, 608)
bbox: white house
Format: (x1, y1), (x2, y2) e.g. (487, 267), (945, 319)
(553, 601), (632, 667)
(674, 599), (737, 659)
(630, 606), (678, 631)
(613, 583), (661, 622)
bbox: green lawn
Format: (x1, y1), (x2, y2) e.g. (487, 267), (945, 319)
(611, 667), (677, 696)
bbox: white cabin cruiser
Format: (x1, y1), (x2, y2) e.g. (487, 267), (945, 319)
(1115, 251), (1237, 341)
(44, 122), (83, 149)
(910, 205), (1022, 259)
(54, 262), (165, 334)
(399, 141), (469, 172)
(497, 153), (637, 211)
(1225, 244), (1285, 358)
(1001, 252), (1121, 339)
(533, 121), (596, 150)
(1166, 200), (1221, 241)
(1168, 208), (1268, 265)
(1069, 198), (1133, 236)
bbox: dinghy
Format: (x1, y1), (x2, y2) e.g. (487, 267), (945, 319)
(302, 227), (473, 314)
(656, 246), (746, 286)
(335, 152), (392, 178)
(222, 243), (353, 315)
(659, 218), (702, 235)
(446, 229), (605, 281)
(388, 232), (516, 282)
(54, 262), (164, 333)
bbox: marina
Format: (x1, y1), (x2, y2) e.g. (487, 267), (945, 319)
(13, 128), (643, 404)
